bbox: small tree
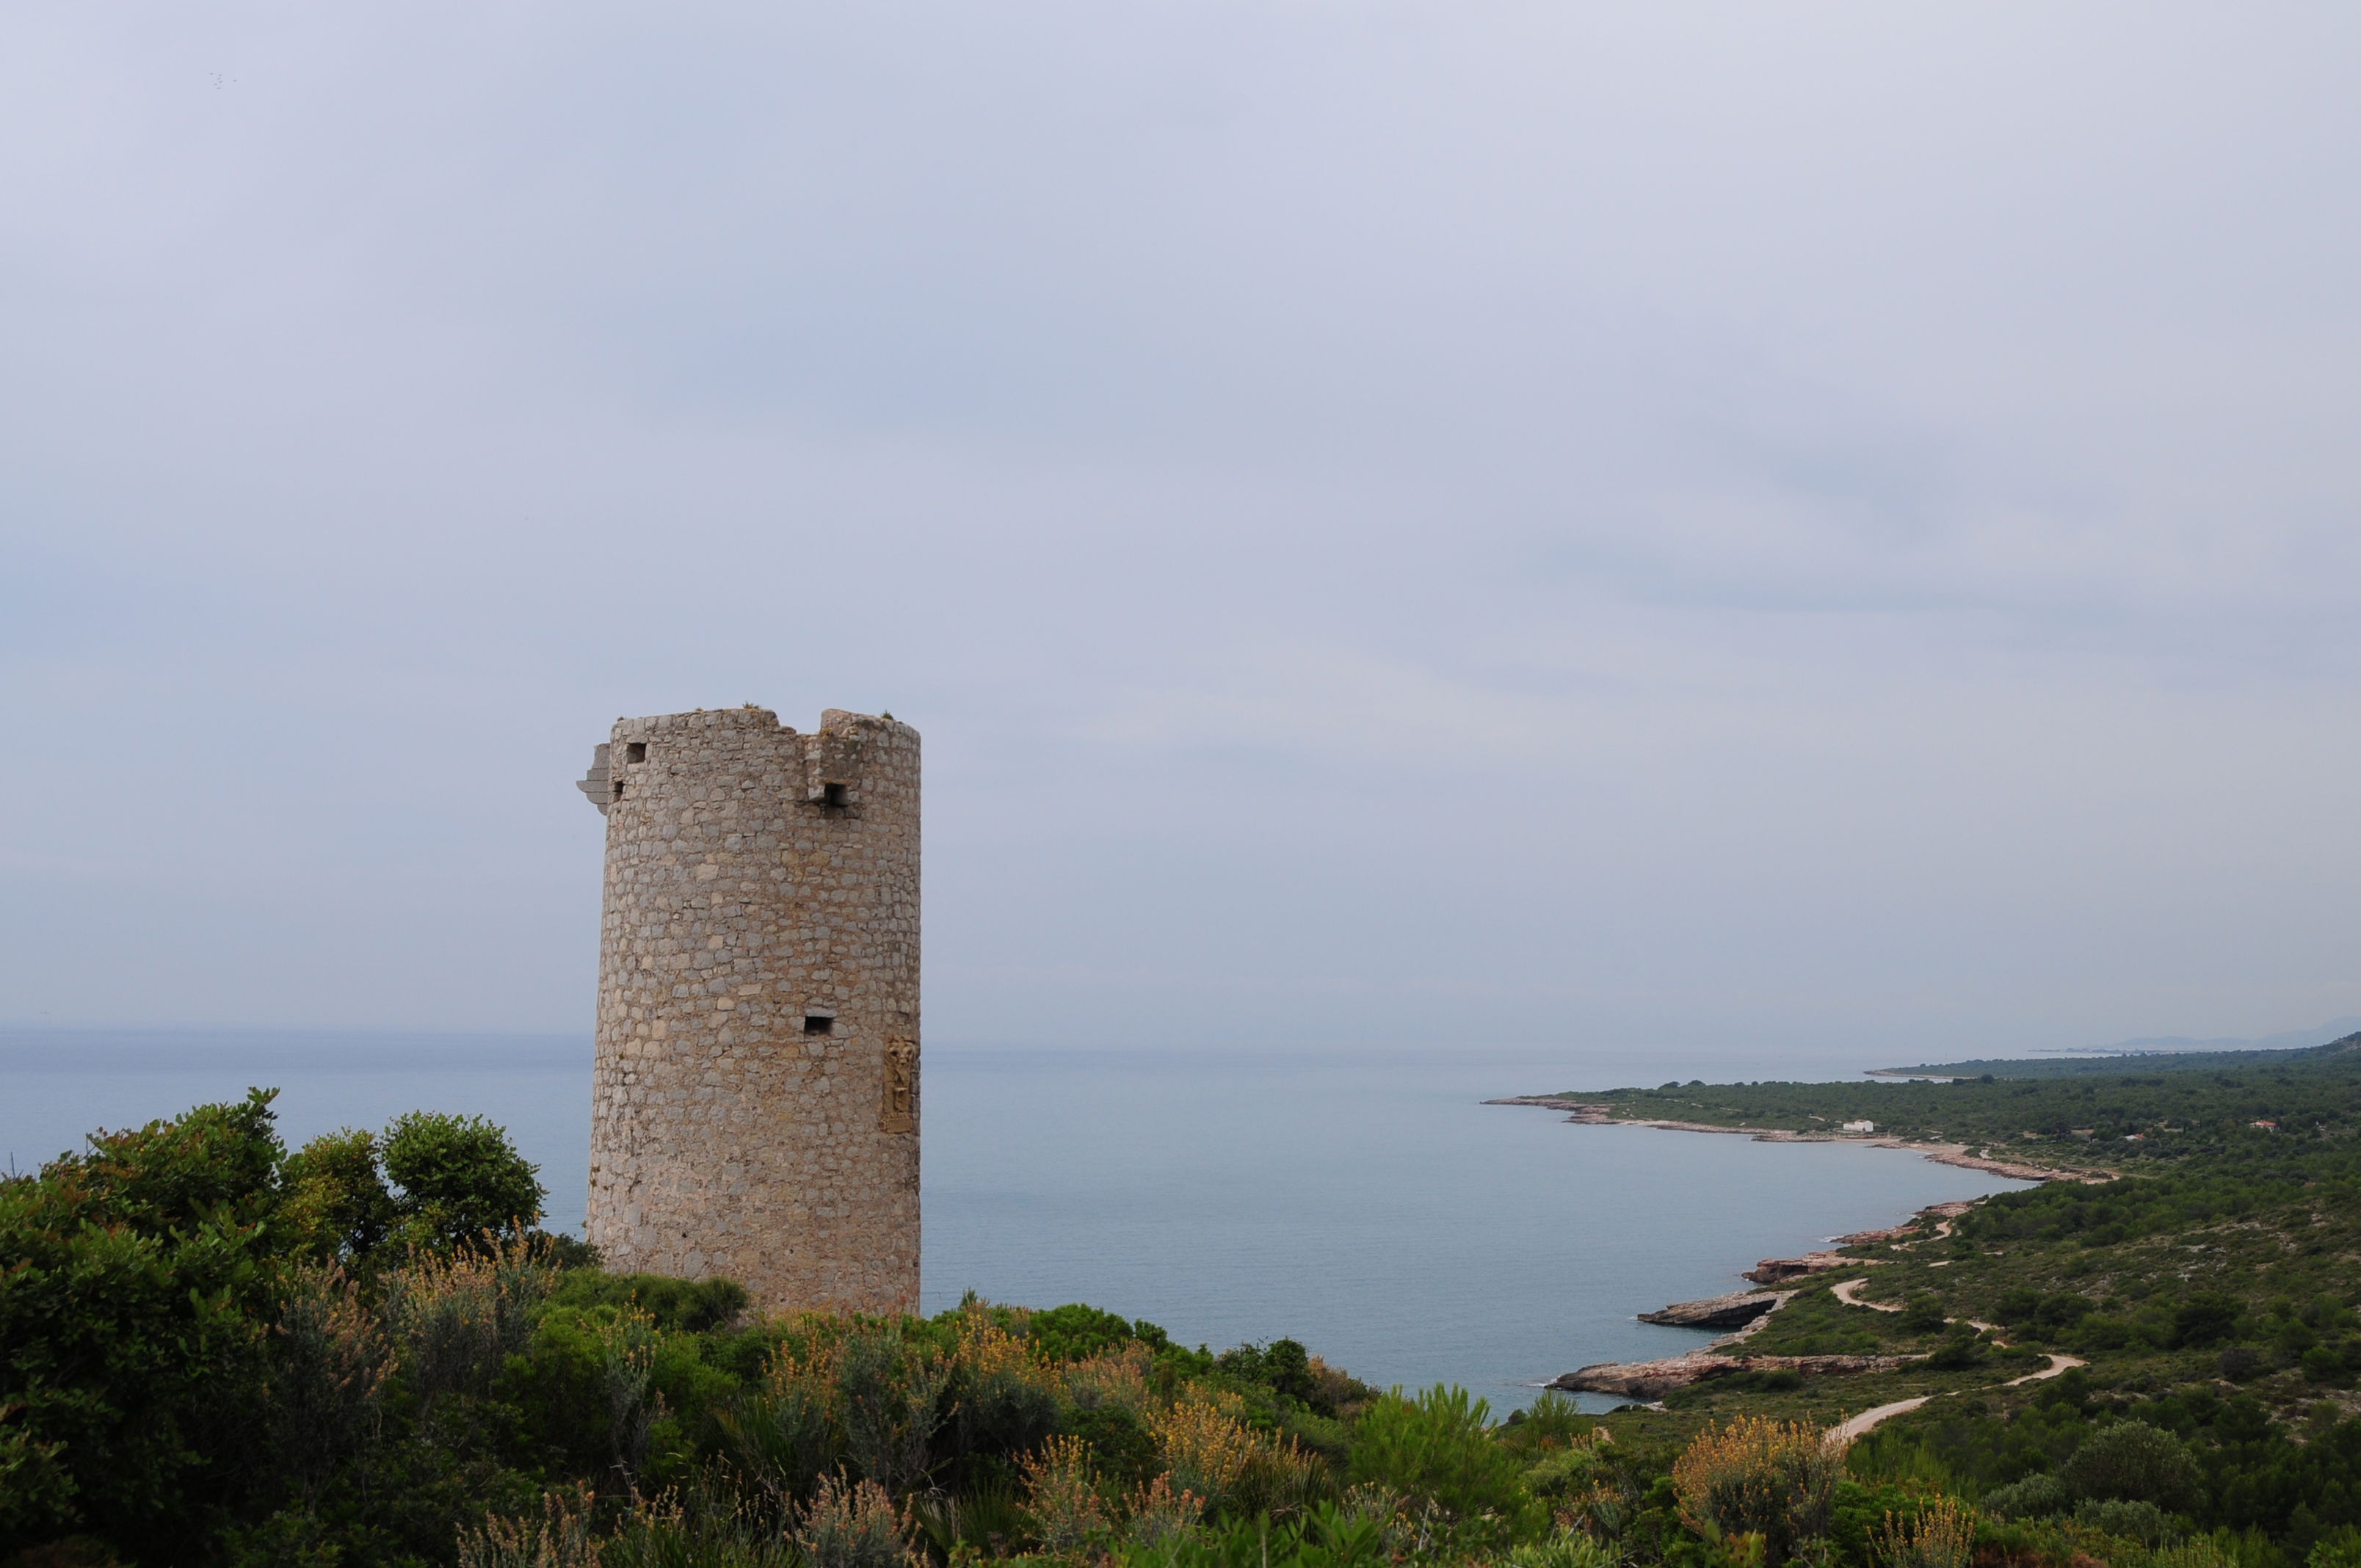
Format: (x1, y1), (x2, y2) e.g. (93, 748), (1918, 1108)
(381, 1111), (545, 1249)
(279, 1129), (396, 1258)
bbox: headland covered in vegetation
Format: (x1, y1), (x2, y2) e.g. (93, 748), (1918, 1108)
(1492, 1034), (2361, 1568)
(4, 1039), (2360, 1568)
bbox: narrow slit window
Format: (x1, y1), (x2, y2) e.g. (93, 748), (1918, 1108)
(803, 1015), (835, 1036)
(625, 741), (647, 763)
(822, 782), (848, 808)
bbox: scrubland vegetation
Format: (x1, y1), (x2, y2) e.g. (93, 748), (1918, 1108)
(7, 1039), (2361, 1568)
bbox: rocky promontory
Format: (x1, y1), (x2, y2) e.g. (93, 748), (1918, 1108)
(1743, 1251), (1857, 1285)
(1636, 1291), (1788, 1329)
(1552, 1352), (1921, 1401)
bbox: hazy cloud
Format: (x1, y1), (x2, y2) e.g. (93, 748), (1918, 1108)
(4, 2), (2359, 1056)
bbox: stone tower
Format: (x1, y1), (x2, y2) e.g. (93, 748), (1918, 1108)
(577, 705), (919, 1317)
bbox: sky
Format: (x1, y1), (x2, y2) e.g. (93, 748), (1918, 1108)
(4, 3), (2360, 1058)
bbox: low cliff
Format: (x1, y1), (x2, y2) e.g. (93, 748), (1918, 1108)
(1636, 1291), (1788, 1329)
(1551, 1352), (1921, 1400)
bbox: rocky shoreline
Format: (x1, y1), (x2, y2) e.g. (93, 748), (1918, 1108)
(1538, 1190), (1982, 1400)
(1551, 1351), (1921, 1401)
(1487, 1091), (2107, 1401)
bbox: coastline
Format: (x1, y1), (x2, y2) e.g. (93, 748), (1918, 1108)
(1487, 1094), (2091, 1402)
(1483, 1095), (2111, 1185)
(1542, 1188), (1965, 1401)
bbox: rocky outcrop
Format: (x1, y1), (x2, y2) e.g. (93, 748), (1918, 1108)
(1551, 1353), (1921, 1400)
(1832, 1199), (1977, 1246)
(1638, 1291), (1788, 1329)
(1482, 1097), (1614, 1122)
(1744, 1252), (1854, 1285)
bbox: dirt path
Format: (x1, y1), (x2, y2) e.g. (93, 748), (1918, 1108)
(2005, 1353), (2086, 1386)
(1827, 1397), (1932, 1445)
(1890, 1216), (1956, 1251)
(1830, 1278), (1900, 1312)
(1816, 1280), (2085, 1440)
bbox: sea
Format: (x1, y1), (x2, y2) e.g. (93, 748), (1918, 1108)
(0, 1029), (2031, 1412)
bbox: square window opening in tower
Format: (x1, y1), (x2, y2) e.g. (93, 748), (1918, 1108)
(803, 1015), (835, 1036)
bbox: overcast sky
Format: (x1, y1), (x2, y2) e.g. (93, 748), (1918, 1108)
(4, 4), (2359, 1057)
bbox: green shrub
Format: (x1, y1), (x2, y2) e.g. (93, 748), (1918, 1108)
(2302, 1344), (2349, 1384)
(2169, 1293), (2243, 1351)
(2310, 1526), (2361, 1568)
(1995, 1289), (2043, 1326)
(1901, 1295), (1949, 1335)
(836, 1321), (953, 1492)
(1120, 1503), (1393, 1568)
(1026, 1303), (1166, 1362)
(546, 1271), (749, 1333)
(2037, 1293), (2095, 1331)
(1925, 1327), (1989, 1371)
(2060, 1420), (2202, 1511)
(380, 1112), (546, 1250)
(1345, 1385), (1526, 1523)
(0, 1092), (283, 1558)
(1504, 1529), (1619, 1568)
(1505, 1391), (1591, 1450)
(278, 1129), (396, 1260)
(2218, 1346), (2268, 1382)
(1980, 1473), (2070, 1519)
(1217, 1339), (1322, 1407)
(1520, 1445), (1600, 1506)
(2074, 1498), (2174, 1546)
(2144, 1539), (2237, 1568)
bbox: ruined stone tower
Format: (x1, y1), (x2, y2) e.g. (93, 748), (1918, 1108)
(577, 705), (919, 1316)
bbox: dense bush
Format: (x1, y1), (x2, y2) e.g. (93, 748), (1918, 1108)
(1670, 1418), (1838, 1567)
(1345, 1386), (1528, 1527)
(2059, 1420), (2204, 1510)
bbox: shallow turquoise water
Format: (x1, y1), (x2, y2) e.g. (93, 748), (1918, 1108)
(0, 1031), (2028, 1411)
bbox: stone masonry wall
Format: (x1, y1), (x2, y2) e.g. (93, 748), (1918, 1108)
(581, 705), (919, 1316)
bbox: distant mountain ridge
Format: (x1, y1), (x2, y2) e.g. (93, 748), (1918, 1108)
(1872, 1021), (2361, 1080)
(2073, 1016), (2361, 1056)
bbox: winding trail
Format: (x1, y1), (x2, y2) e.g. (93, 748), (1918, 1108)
(1818, 1280), (2084, 1443)
(1827, 1398), (1931, 1445)
(2006, 1353), (2086, 1387)
(1829, 1278), (1899, 1313)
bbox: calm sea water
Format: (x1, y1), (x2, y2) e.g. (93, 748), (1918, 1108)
(0, 1030), (2029, 1411)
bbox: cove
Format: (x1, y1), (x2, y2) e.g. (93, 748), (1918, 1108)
(924, 1044), (2034, 1410)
